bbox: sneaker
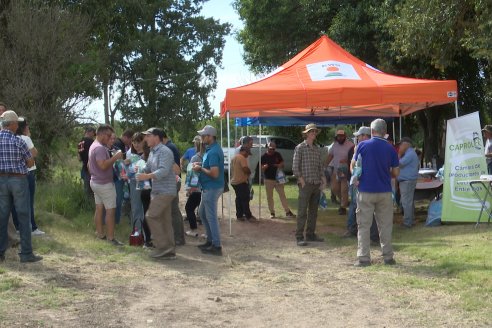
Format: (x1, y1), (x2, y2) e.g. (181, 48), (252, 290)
(337, 207), (347, 215)
(20, 254), (43, 263)
(285, 211), (296, 218)
(143, 241), (154, 249)
(306, 234), (324, 242)
(155, 253), (176, 260)
(200, 245), (223, 256)
(399, 223), (412, 229)
(270, 213), (275, 219)
(31, 229), (45, 236)
(296, 238), (308, 246)
(200, 233), (207, 239)
(236, 217), (246, 222)
(384, 258), (396, 265)
(343, 230), (356, 238)
(185, 230), (199, 237)
(247, 215), (258, 222)
(353, 260), (371, 267)
(108, 239), (124, 246)
(197, 241), (212, 250)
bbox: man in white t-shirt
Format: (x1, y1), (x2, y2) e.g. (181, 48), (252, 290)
(326, 129), (354, 215)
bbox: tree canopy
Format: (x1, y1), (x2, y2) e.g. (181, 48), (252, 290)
(233, 0), (492, 161)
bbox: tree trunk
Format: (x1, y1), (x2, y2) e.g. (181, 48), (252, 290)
(103, 81), (109, 124)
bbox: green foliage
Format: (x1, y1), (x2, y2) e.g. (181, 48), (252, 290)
(37, 168), (93, 218)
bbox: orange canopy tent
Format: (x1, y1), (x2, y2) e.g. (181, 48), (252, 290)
(221, 35), (458, 118)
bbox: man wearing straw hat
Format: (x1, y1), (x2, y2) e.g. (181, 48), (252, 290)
(292, 123), (327, 246)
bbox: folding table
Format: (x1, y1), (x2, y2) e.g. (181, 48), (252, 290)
(468, 179), (492, 228)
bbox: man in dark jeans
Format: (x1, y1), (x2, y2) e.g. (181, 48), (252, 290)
(231, 146), (256, 221)
(78, 126), (95, 200)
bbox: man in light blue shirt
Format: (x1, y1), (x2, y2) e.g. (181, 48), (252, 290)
(397, 137), (420, 228)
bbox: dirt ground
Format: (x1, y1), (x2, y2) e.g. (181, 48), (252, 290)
(0, 191), (485, 328)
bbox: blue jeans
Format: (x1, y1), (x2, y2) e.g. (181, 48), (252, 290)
(12, 171), (37, 231)
(114, 179), (125, 224)
(0, 176), (34, 259)
(347, 184), (357, 231)
(128, 179), (144, 231)
(199, 187), (223, 247)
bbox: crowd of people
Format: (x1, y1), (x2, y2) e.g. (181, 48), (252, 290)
(4, 105), (491, 265)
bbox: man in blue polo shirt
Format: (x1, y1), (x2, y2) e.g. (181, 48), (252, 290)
(0, 110), (42, 263)
(352, 119), (399, 267)
(192, 125), (224, 256)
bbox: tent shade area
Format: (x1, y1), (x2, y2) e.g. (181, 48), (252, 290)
(221, 35), (458, 118)
(234, 116), (394, 127)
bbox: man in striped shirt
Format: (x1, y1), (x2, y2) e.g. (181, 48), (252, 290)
(292, 124), (327, 246)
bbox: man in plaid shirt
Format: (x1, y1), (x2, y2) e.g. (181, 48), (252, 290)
(0, 110), (42, 263)
(292, 123), (327, 246)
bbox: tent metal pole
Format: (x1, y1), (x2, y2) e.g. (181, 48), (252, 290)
(399, 116), (402, 140)
(392, 121), (396, 141)
(258, 124), (262, 220)
(454, 100), (459, 117)
(227, 112), (232, 236)
(221, 118), (224, 221)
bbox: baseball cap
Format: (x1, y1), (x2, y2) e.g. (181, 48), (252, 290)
(142, 127), (165, 139)
(192, 135), (201, 143)
(197, 125), (217, 136)
(353, 126), (371, 136)
(0, 110), (24, 122)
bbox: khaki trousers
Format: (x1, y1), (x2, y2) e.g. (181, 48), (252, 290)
(264, 179), (290, 214)
(356, 191), (394, 262)
(146, 194), (176, 257)
(331, 171), (348, 207)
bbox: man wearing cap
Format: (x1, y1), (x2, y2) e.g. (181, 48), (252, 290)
(193, 125), (224, 256)
(326, 128), (354, 215)
(161, 130), (185, 245)
(346, 126), (372, 236)
(0, 110), (42, 263)
(292, 123), (327, 246)
(483, 125), (492, 174)
(231, 146), (256, 222)
(0, 103), (21, 249)
(137, 127), (177, 260)
(78, 126), (96, 200)
(398, 137), (420, 228)
(352, 119), (399, 267)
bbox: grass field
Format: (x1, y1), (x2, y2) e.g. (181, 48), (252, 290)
(1, 173), (491, 325)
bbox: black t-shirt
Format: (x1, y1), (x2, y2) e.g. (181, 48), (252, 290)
(260, 151), (284, 180)
(78, 137), (94, 171)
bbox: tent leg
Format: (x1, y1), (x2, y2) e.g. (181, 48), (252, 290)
(399, 116), (402, 140)
(258, 124), (262, 220)
(227, 112), (232, 236)
(454, 100), (459, 117)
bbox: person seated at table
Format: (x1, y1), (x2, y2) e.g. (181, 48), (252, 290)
(398, 137), (420, 228)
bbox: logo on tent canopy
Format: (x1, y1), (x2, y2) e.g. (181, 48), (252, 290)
(307, 60), (361, 81)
